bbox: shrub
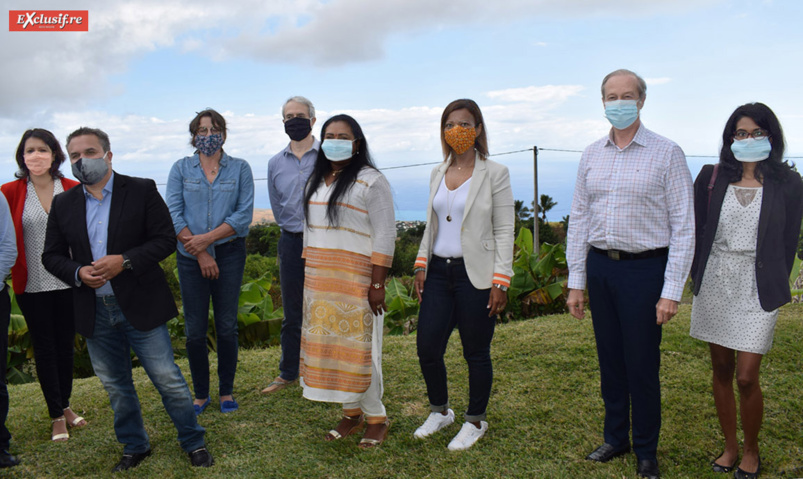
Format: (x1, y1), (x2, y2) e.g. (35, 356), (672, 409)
(246, 224), (281, 257)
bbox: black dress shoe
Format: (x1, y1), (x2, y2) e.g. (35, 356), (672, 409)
(586, 443), (631, 462)
(189, 447), (214, 467)
(637, 459), (660, 479)
(711, 452), (737, 473)
(734, 457), (761, 479)
(111, 449), (152, 472)
(0, 450), (21, 468)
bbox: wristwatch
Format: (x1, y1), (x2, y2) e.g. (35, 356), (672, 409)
(493, 284), (508, 292)
(122, 254), (133, 270)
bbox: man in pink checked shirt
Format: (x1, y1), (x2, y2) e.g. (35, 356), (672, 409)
(565, 69), (694, 479)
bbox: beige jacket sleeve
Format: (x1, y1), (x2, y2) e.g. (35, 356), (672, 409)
(414, 155), (515, 289)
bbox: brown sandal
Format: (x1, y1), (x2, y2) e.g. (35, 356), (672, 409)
(325, 415), (364, 441)
(359, 419), (391, 449)
(260, 377), (296, 395)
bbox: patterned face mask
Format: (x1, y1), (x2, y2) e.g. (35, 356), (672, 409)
(444, 125), (477, 155)
(195, 133), (224, 156)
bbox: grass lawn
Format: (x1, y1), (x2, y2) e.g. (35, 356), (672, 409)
(4, 304), (803, 478)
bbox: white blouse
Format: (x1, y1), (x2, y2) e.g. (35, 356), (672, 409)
(432, 176), (471, 258)
(22, 180), (70, 293)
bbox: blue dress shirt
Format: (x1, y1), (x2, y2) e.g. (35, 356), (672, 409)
(0, 194), (18, 291)
(267, 139), (319, 233)
(166, 151), (254, 259)
(85, 172), (114, 296)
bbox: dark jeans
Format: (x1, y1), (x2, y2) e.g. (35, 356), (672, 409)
(586, 250), (666, 462)
(87, 296), (205, 454)
(277, 232), (304, 381)
(0, 286), (11, 450)
(16, 289), (76, 419)
(177, 238), (246, 399)
(416, 256), (496, 422)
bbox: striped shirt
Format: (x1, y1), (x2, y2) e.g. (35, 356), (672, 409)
(566, 124), (694, 301)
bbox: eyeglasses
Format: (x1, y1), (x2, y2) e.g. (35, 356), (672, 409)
(197, 127), (222, 136)
(733, 128), (769, 140)
(444, 121), (475, 131)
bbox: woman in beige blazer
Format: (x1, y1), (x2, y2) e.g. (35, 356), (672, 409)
(411, 99), (514, 451)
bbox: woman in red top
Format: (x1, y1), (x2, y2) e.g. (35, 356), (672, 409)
(1, 129), (83, 442)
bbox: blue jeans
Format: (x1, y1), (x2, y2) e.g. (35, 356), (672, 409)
(86, 296), (205, 454)
(177, 238), (245, 399)
(0, 286), (11, 450)
(277, 231), (304, 381)
(416, 256), (496, 422)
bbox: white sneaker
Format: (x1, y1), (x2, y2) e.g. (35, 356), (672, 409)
(447, 421), (488, 451)
(413, 409), (455, 439)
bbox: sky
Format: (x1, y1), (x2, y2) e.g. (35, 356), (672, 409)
(2, 0), (802, 221)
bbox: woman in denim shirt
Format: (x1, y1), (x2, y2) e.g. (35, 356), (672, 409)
(166, 109), (254, 415)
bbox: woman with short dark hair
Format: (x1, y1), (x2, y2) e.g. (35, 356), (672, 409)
(166, 109), (254, 415)
(690, 103), (803, 478)
(1, 128), (83, 441)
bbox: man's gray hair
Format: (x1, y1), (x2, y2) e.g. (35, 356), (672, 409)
(601, 69), (647, 99)
(282, 96), (315, 119)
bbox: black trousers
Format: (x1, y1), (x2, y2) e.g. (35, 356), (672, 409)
(0, 286), (11, 450)
(16, 289), (76, 419)
(586, 251), (666, 462)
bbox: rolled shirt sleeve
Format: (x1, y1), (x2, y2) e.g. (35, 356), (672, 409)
(223, 159), (255, 237)
(367, 174), (395, 267)
(0, 194), (17, 282)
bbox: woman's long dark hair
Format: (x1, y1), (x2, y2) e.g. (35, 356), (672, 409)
(719, 102), (794, 183)
(304, 114), (377, 226)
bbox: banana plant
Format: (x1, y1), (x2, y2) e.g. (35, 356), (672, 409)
(507, 228), (568, 318)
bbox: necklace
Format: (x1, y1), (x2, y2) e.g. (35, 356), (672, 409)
(202, 162), (219, 177)
(446, 186), (457, 222)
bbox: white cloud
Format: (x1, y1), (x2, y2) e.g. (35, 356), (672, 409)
(486, 85), (585, 105)
(645, 77), (672, 85)
(0, 0), (310, 115)
(0, 89), (603, 182)
(222, 0), (722, 66)
(0, 0), (722, 116)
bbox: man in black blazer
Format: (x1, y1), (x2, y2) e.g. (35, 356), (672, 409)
(43, 127), (212, 472)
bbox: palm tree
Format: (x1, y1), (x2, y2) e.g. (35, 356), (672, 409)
(534, 194), (557, 222)
(560, 214), (570, 233)
(514, 199), (532, 225)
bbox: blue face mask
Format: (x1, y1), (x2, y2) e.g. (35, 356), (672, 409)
(195, 133), (224, 157)
(604, 100), (640, 130)
(321, 139), (355, 161)
(71, 153), (109, 185)
(731, 137), (771, 162)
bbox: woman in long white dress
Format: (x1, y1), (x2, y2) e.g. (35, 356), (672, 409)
(299, 114), (395, 448)
(690, 103), (803, 479)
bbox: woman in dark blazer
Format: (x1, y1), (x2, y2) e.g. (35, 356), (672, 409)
(412, 99), (514, 451)
(689, 103), (803, 479)
(1, 129), (83, 442)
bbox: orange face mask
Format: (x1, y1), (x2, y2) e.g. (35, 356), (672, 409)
(444, 125), (476, 155)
